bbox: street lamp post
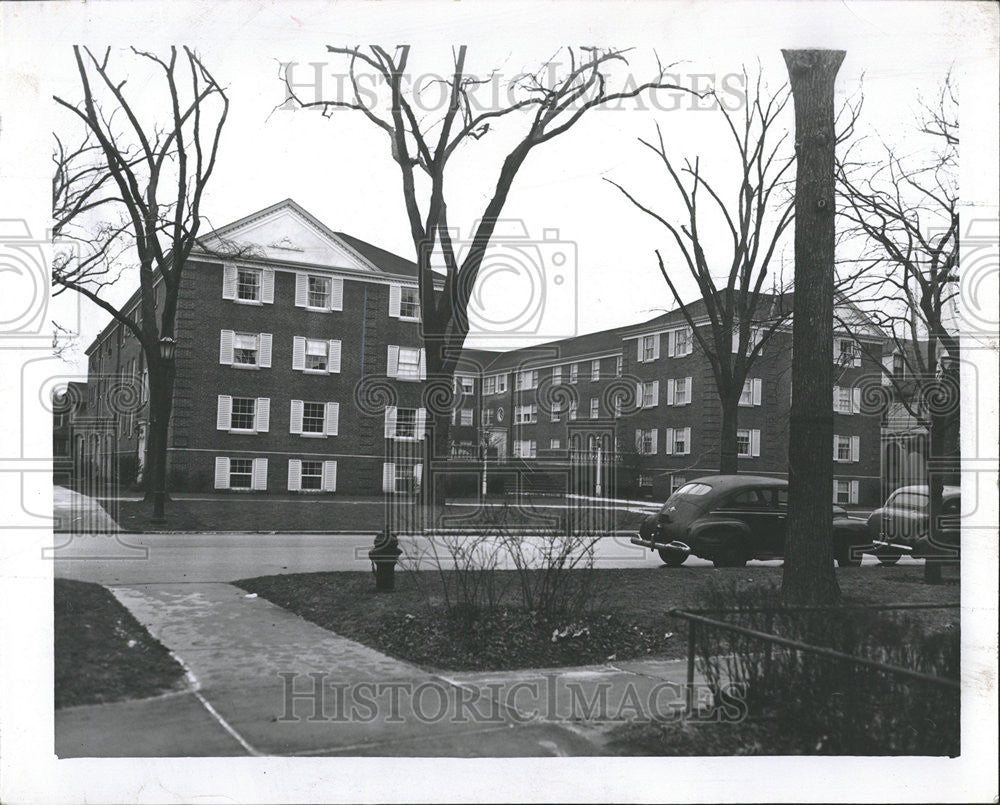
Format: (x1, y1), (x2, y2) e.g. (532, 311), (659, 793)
(151, 335), (176, 523)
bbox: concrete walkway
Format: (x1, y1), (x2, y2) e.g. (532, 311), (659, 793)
(57, 582), (620, 757)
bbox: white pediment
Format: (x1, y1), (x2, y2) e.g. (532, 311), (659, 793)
(199, 201), (377, 271)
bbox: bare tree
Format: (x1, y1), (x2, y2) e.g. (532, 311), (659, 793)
(283, 45), (697, 505)
(836, 72), (959, 583)
(608, 72), (795, 474)
(53, 46), (229, 518)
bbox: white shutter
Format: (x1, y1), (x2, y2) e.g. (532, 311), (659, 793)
(252, 458), (268, 490)
(636, 339), (643, 363)
(219, 330), (234, 365)
(881, 355), (894, 385)
(666, 379), (675, 406)
(222, 265), (237, 299)
(295, 273), (308, 307)
(287, 459), (302, 491)
(214, 457), (230, 489)
(850, 480), (859, 504)
(553, 366), (562, 384)
(833, 386), (840, 411)
(418, 348), (427, 380)
(666, 330), (675, 358)
(386, 345), (399, 378)
(752, 378), (762, 406)
(255, 398), (270, 432)
(652, 334), (660, 360)
(258, 333), (272, 368)
(322, 461), (338, 491)
(328, 340), (342, 373)
(330, 278), (344, 311)
(851, 435), (860, 463)
(834, 434), (839, 458)
(650, 429), (659, 454)
(289, 400), (304, 434)
(833, 479), (839, 502)
(292, 336), (306, 370)
(383, 462), (396, 493)
(636, 382), (643, 409)
(413, 463), (423, 488)
(852, 387), (861, 414)
(415, 408), (427, 439)
(261, 268), (275, 304)
(684, 327), (693, 355)
(326, 402), (340, 436)
(853, 348), (861, 368)
(751, 429), (761, 457)
(384, 406), (397, 438)
(651, 380), (660, 407)
(664, 428), (674, 455)
(389, 283), (402, 318)
(217, 395), (232, 430)
(634, 429), (642, 451)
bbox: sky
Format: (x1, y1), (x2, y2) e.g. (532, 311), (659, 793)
(3, 0), (996, 377)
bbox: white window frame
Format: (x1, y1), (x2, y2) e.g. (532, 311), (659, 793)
(515, 404), (538, 424)
(389, 283), (421, 321)
(552, 366), (563, 385)
(635, 428), (658, 456)
(739, 378), (763, 407)
(215, 456), (268, 491)
(833, 479), (860, 505)
(569, 401), (578, 421)
(591, 359), (601, 381)
(387, 345), (425, 381)
(835, 337), (862, 367)
(590, 398), (599, 419)
(736, 428), (761, 458)
(667, 326), (693, 357)
(569, 364), (579, 384)
(834, 434), (861, 463)
(217, 395), (270, 434)
(516, 369), (538, 391)
(639, 334), (660, 363)
(460, 408), (474, 427)
(663, 427), (692, 456)
(666, 377), (691, 406)
(639, 380), (660, 409)
(550, 438), (561, 450)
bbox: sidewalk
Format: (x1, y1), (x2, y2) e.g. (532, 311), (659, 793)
(55, 581), (703, 757)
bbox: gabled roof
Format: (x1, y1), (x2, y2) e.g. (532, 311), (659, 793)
(334, 232), (418, 277)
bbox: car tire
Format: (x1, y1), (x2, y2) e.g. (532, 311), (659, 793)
(875, 548), (901, 566)
(658, 548), (686, 567)
(712, 538), (747, 568)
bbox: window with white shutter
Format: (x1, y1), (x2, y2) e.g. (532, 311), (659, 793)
(386, 345), (399, 377)
(287, 459), (302, 491)
(261, 269), (275, 304)
(384, 406), (398, 438)
(222, 265), (237, 300)
(289, 399), (304, 434)
(251, 457), (268, 490)
(214, 457), (230, 489)
(258, 333), (272, 368)
(322, 460), (338, 492)
(255, 398), (270, 432)
(326, 402), (340, 436)
(383, 462), (396, 493)
(219, 330), (235, 365)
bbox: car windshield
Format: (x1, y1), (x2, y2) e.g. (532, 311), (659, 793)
(887, 491), (929, 511)
(672, 483), (712, 497)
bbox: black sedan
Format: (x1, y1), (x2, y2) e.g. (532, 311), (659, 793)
(631, 474), (870, 568)
(865, 484), (961, 564)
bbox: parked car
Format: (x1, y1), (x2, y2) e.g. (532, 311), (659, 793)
(865, 484), (961, 564)
(631, 474), (870, 567)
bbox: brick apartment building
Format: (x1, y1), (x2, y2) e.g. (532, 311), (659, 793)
(70, 199), (887, 505)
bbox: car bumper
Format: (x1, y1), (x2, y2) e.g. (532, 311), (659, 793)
(630, 535), (691, 558)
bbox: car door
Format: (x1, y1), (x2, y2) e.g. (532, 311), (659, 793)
(715, 488), (777, 558)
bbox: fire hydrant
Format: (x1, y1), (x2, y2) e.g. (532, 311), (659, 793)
(369, 529), (402, 592)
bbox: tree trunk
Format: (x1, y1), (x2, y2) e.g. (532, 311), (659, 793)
(781, 49), (845, 606)
(719, 394), (740, 474)
(143, 358), (175, 513)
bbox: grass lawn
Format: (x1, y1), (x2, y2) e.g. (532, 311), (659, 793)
(235, 565), (960, 673)
(106, 495), (650, 534)
(54, 579), (187, 709)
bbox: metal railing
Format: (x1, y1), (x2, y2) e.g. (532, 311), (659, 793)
(671, 602), (960, 716)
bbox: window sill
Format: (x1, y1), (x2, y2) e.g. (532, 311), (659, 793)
(233, 299), (263, 306)
(227, 429), (259, 435)
(302, 368), (333, 375)
(231, 364), (261, 370)
(298, 433), (329, 439)
(398, 315), (421, 323)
